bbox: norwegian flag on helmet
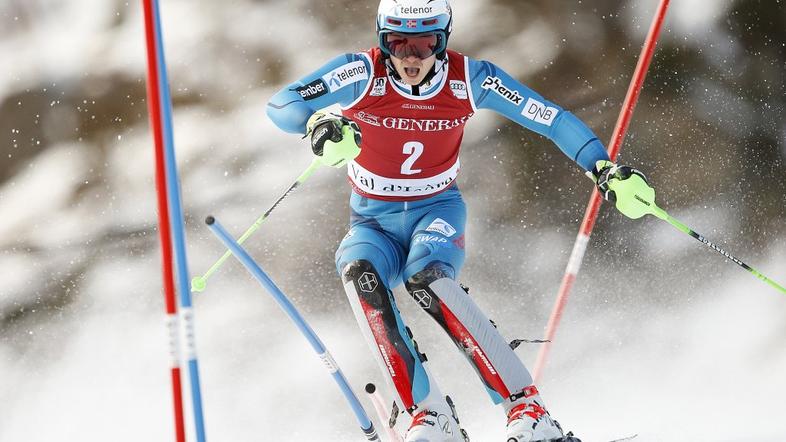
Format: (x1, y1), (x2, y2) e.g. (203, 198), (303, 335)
(406, 19), (417, 28)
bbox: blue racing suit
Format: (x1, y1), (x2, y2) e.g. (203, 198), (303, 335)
(267, 49), (609, 414)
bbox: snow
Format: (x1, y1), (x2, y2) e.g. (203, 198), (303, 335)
(1, 0), (785, 441)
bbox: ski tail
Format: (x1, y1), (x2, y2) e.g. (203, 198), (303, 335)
(365, 383), (404, 442)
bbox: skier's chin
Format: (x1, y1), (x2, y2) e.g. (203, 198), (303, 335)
(401, 67), (423, 85)
(392, 55), (435, 86)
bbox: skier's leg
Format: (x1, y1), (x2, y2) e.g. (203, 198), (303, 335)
(403, 210), (533, 403)
(404, 213), (567, 441)
(336, 227), (455, 424)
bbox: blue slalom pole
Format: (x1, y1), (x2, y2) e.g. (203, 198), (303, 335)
(151, 1), (207, 440)
(205, 216), (379, 441)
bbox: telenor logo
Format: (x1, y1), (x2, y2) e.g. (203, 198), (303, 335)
(481, 76), (523, 106)
(322, 61), (369, 92)
(400, 6), (433, 15)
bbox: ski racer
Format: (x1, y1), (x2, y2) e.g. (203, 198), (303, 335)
(267, 0), (651, 440)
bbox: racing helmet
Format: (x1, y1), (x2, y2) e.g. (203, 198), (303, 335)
(376, 0), (453, 60)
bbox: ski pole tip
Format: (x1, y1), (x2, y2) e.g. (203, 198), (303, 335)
(191, 276), (207, 292)
(205, 215), (215, 225)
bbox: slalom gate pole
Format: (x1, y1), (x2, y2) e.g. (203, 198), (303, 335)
(144, 0), (208, 439)
(647, 205), (786, 296)
(365, 383), (403, 442)
(533, 0), (671, 383)
(141, 0), (186, 439)
(191, 157), (321, 293)
(205, 216), (380, 441)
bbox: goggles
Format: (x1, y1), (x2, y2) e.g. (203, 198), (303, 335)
(379, 31), (447, 59)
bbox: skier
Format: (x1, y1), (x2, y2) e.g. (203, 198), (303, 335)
(267, 1), (651, 440)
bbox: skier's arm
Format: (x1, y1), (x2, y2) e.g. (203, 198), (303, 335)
(266, 53), (372, 135)
(466, 58), (609, 171)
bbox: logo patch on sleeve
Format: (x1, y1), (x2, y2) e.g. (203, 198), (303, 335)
(322, 61), (369, 92)
(425, 218), (457, 237)
(294, 79), (328, 100)
(481, 76), (524, 106)
(521, 98), (559, 126)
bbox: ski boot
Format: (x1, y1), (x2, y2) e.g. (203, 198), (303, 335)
(505, 386), (580, 442)
(405, 395), (469, 442)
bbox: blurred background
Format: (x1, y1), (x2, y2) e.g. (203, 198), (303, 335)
(1, 0), (784, 440)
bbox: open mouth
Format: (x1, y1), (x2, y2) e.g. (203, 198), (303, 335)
(404, 66), (421, 78)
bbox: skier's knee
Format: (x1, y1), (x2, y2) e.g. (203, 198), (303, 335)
(341, 259), (388, 309)
(404, 261), (455, 293)
(341, 259), (380, 283)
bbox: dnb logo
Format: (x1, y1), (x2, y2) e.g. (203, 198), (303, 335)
(358, 272), (379, 292)
(521, 97), (559, 126)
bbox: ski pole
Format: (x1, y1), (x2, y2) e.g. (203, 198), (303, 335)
(647, 204), (786, 296)
(191, 157), (321, 292)
(615, 175), (786, 296)
(205, 215), (380, 441)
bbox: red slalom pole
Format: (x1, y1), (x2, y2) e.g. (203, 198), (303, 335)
(142, 0), (186, 440)
(533, 0), (671, 383)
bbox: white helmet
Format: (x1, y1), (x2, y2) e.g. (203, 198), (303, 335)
(376, 0), (453, 59)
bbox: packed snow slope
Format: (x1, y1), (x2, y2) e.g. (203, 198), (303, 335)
(1, 0), (784, 441)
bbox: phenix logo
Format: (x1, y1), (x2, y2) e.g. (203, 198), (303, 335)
(481, 76), (524, 106)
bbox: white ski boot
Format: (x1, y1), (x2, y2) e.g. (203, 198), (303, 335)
(405, 395), (467, 442)
(505, 386), (575, 442)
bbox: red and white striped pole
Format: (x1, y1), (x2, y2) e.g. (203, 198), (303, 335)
(533, 0), (671, 383)
(142, 0), (186, 439)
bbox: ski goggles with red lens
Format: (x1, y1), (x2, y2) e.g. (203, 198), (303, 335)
(379, 31), (447, 59)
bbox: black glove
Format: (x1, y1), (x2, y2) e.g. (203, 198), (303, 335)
(305, 112), (362, 157)
(587, 160), (656, 219)
(588, 160), (650, 202)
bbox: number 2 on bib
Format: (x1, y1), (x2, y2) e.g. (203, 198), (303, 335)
(401, 141), (424, 175)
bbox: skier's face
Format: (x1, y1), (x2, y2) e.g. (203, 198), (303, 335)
(390, 54), (436, 86)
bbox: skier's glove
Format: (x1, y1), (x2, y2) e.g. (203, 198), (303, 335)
(305, 112), (362, 168)
(588, 160), (656, 219)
